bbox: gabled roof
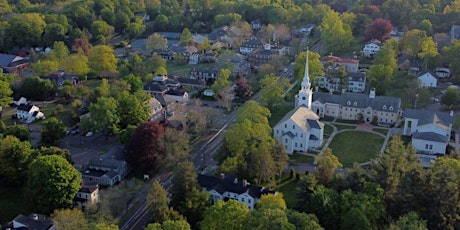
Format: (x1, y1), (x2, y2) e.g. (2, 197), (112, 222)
(241, 39), (263, 48)
(412, 131), (448, 143)
(313, 92), (401, 112)
(2, 213), (54, 230)
(0, 53), (25, 67)
(89, 157), (127, 171)
(276, 106), (324, 133)
(176, 77), (205, 86)
(17, 103), (34, 112)
(144, 81), (168, 93)
(198, 174), (275, 199)
(348, 72), (366, 82)
(404, 109), (454, 127)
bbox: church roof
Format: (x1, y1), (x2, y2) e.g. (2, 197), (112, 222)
(412, 131), (448, 143)
(404, 109), (453, 128)
(276, 106), (323, 133)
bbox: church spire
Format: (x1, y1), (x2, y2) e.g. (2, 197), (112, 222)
(301, 49), (310, 91)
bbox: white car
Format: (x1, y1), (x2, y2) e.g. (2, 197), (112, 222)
(85, 131), (94, 137)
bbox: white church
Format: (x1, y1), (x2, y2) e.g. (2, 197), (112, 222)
(273, 52), (324, 154)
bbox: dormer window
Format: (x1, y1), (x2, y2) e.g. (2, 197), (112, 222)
(347, 101), (351, 106)
(353, 101), (357, 106)
(389, 106), (393, 111)
(383, 105), (387, 110)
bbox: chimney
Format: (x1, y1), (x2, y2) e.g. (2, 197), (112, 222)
(369, 88), (376, 99)
(242, 179), (249, 187)
(33, 214), (39, 221)
(451, 110), (454, 116)
(220, 173), (225, 179)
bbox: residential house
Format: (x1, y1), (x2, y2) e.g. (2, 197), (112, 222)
(311, 89), (401, 126)
(80, 155), (129, 186)
(451, 25), (460, 42)
(176, 77), (206, 90)
(162, 44), (198, 61)
(348, 72), (366, 93)
(390, 27), (404, 41)
(435, 67), (451, 78)
(165, 88), (189, 103)
(144, 81), (168, 95)
(239, 39), (263, 54)
(73, 182), (100, 210)
(198, 174), (276, 210)
(1, 213), (55, 230)
(362, 39), (383, 58)
(16, 104), (45, 123)
(0, 53), (30, 73)
(247, 44), (277, 68)
(149, 97), (163, 118)
(207, 26), (242, 48)
(299, 24), (315, 35)
(320, 55), (359, 73)
(250, 20), (262, 30)
(190, 66), (219, 84)
(45, 70), (80, 87)
(418, 71), (437, 88)
(403, 109), (454, 155)
(274, 52), (324, 154)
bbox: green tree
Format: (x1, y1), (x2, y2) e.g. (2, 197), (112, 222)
(293, 51), (324, 83)
(159, 128), (190, 164)
(441, 86), (459, 108)
(43, 23), (66, 46)
(88, 45), (118, 76)
(200, 200), (250, 230)
(368, 64), (394, 95)
(170, 161), (198, 208)
(28, 155), (81, 213)
(146, 33), (168, 52)
(245, 205), (295, 230)
(199, 36), (211, 52)
(92, 223), (119, 230)
(400, 29), (427, 58)
(211, 68), (231, 92)
(34, 146), (72, 163)
(305, 185), (340, 229)
(319, 10), (353, 53)
(145, 220), (191, 230)
(91, 20), (114, 40)
(116, 93), (150, 129)
(128, 20), (145, 38)
(286, 210), (323, 230)
(443, 40), (460, 81)
(314, 148), (343, 187)
(257, 193), (287, 210)
(51, 208), (89, 230)
(373, 46), (397, 74)
(178, 187), (210, 229)
(388, 212), (427, 230)
(258, 74), (290, 110)
(0, 135), (33, 186)
(179, 28), (193, 46)
(0, 80), (13, 107)
(7, 13), (46, 47)
(418, 37), (439, 70)
(147, 181), (176, 223)
(59, 54), (90, 76)
(4, 125), (30, 141)
(49, 41), (70, 61)
(89, 97), (120, 132)
(147, 55), (167, 73)
(31, 60), (59, 76)
(41, 117), (66, 146)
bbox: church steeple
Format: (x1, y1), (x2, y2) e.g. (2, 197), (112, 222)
(295, 49), (313, 108)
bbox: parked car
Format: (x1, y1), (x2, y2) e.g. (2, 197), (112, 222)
(86, 131), (94, 137)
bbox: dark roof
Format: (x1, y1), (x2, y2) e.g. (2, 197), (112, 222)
(155, 94), (167, 107)
(1, 213), (55, 230)
(412, 131), (448, 143)
(208, 29), (227, 41)
(309, 135), (319, 140)
(348, 72), (366, 82)
(282, 131), (296, 138)
(166, 88), (186, 96)
(313, 92), (401, 112)
(307, 119), (321, 129)
(144, 81), (168, 93)
(241, 39), (263, 48)
(17, 103), (33, 112)
(0, 53), (23, 66)
(198, 174), (275, 199)
(176, 77), (205, 86)
(404, 109), (454, 126)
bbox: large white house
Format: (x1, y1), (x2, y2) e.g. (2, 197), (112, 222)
(311, 89), (401, 126)
(198, 174), (276, 210)
(274, 52), (324, 154)
(16, 103), (45, 123)
(403, 109), (454, 155)
(362, 39), (383, 58)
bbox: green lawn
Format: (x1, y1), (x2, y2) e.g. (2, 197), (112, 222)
(324, 124), (334, 135)
(0, 186), (33, 223)
(289, 153), (315, 164)
(277, 173), (299, 208)
(373, 128), (389, 136)
(454, 115), (460, 129)
(334, 124), (355, 131)
(328, 131), (384, 165)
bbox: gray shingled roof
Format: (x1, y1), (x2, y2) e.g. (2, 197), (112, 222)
(276, 106), (324, 134)
(198, 174), (275, 199)
(404, 109), (454, 127)
(313, 92), (401, 112)
(412, 131), (448, 143)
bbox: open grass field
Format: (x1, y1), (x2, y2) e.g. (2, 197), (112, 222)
(289, 153), (315, 164)
(324, 124), (334, 135)
(328, 131), (384, 165)
(277, 173), (299, 208)
(0, 186), (33, 224)
(373, 128), (389, 136)
(334, 124), (356, 131)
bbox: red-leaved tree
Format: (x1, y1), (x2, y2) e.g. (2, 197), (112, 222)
(364, 18), (393, 42)
(126, 121), (165, 174)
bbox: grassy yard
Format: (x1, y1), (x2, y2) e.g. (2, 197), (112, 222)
(277, 173), (299, 208)
(324, 124), (334, 135)
(328, 131), (384, 165)
(289, 153), (315, 164)
(454, 115), (460, 129)
(373, 128), (389, 136)
(334, 124), (356, 131)
(0, 186), (33, 224)
(269, 104), (294, 127)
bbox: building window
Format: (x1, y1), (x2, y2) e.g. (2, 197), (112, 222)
(295, 143), (297, 147)
(285, 139), (288, 143)
(425, 144), (429, 149)
(301, 134), (303, 138)
(293, 125), (295, 129)
(276, 130), (279, 134)
(300, 144), (303, 148)
(353, 102), (357, 106)
(284, 124), (287, 128)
